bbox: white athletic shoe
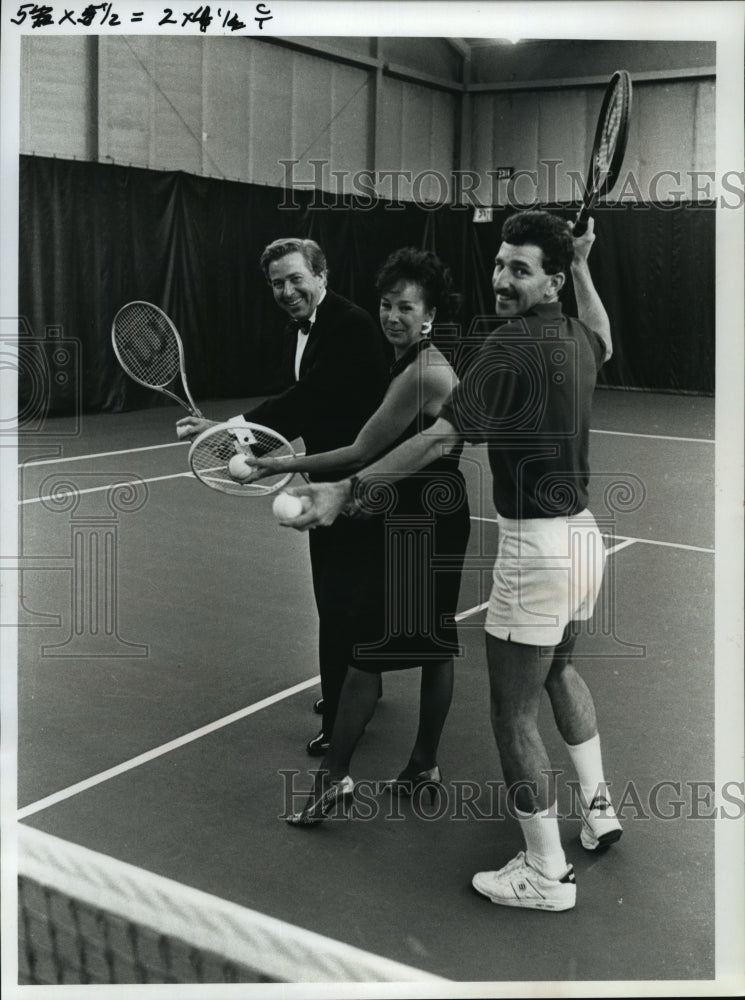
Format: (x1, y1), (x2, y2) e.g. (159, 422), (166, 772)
(471, 852), (576, 912)
(580, 794), (623, 851)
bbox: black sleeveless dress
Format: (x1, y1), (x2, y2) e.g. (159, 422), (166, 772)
(348, 340), (471, 672)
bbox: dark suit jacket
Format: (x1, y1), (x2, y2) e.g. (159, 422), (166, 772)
(243, 289), (390, 466)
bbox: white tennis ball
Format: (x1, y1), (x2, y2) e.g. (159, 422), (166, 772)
(272, 492), (306, 521)
(228, 453), (254, 482)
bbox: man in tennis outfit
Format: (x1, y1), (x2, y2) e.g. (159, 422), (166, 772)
(177, 238), (389, 754)
(286, 211), (622, 911)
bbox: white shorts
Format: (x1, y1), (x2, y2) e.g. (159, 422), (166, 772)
(485, 510), (606, 647)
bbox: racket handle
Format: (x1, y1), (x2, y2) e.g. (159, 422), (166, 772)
(573, 206), (589, 237)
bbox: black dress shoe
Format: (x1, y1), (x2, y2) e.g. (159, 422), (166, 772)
(306, 730), (331, 756)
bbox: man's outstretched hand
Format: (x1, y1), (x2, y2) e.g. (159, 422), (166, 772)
(279, 480), (353, 530)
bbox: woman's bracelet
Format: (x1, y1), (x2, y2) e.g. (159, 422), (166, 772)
(345, 474), (367, 518)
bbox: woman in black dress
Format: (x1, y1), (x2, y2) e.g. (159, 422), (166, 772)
(252, 248), (471, 824)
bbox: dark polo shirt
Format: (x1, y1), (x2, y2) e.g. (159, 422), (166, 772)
(440, 302), (605, 519)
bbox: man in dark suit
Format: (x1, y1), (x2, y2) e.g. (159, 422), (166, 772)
(178, 238), (389, 753)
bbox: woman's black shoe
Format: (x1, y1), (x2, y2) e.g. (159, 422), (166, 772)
(286, 775), (354, 826)
(383, 765), (442, 804)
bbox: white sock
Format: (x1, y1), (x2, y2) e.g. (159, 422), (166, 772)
(516, 804), (568, 881)
(565, 733), (609, 808)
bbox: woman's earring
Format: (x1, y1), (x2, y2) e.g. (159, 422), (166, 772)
(421, 321), (433, 336)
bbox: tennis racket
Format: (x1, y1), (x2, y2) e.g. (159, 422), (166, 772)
(188, 421), (310, 497)
(112, 301), (204, 433)
(574, 70), (632, 235)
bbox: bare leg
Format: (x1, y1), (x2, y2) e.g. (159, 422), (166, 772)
(485, 633), (554, 813)
(484, 632), (573, 880)
(543, 626), (598, 746)
(543, 627), (619, 841)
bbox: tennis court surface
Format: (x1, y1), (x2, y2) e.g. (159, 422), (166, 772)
(11, 388), (720, 989)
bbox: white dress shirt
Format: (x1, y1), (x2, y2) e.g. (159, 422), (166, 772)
(294, 288), (326, 381)
(231, 289), (327, 423)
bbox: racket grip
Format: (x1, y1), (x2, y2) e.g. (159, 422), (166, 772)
(573, 208), (589, 237)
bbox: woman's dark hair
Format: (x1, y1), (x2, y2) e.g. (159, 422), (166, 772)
(375, 248), (461, 322)
(501, 211), (574, 275)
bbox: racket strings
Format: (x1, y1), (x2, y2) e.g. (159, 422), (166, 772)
(190, 426), (295, 496)
(592, 75), (631, 191)
(575, 71), (631, 231)
(596, 97), (623, 175)
(114, 308), (181, 387)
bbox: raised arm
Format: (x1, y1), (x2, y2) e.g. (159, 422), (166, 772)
(571, 217), (612, 362)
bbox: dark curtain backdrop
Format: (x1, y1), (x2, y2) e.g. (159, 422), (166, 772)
(18, 155), (714, 415)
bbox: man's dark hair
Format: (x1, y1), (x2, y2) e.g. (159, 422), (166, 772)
(501, 211), (574, 275)
(375, 247), (460, 321)
(260, 238), (327, 281)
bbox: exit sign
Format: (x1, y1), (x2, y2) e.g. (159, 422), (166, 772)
(492, 167), (514, 179)
(473, 207), (493, 223)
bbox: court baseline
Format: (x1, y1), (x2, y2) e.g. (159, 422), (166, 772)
(16, 529), (709, 821)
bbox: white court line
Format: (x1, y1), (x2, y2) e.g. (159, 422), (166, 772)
(16, 522), (713, 814)
(590, 428), (713, 445)
(455, 536), (639, 622)
(17, 428), (710, 471)
(19, 441), (188, 467)
(604, 538), (638, 556)
(469, 516), (714, 554)
(19, 471), (195, 505)
(19, 447), (308, 504)
(17, 675), (321, 820)
(609, 534), (714, 554)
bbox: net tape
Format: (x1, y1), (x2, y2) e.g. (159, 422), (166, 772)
(18, 825), (443, 985)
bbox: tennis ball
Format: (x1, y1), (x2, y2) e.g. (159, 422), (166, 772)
(228, 453), (254, 482)
(272, 492), (306, 521)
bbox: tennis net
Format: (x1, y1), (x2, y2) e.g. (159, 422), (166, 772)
(17, 824), (445, 985)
